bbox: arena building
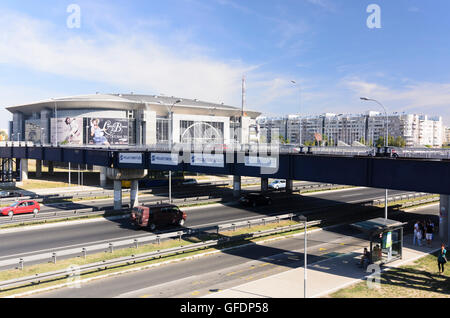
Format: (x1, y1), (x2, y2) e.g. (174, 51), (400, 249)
(6, 93), (261, 146)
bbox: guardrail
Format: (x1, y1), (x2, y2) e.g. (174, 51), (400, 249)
(371, 192), (437, 206)
(0, 182), (340, 226)
(0, 213), (319, 289)
(0, 189), (438, 290)
(0, 179), (262, 205)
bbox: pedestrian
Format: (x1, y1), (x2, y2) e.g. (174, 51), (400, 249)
(437, 243), (447, 275)
(416, 221), (423, 247)
(426, 220), (434, 247)
(413, 220), (420, 246)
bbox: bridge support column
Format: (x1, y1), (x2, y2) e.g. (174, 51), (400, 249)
(261, 178), (269, 193)
(233, 175), (241, 198)
(35, 160), (42, 178)
(286, 179), (294, 194)
(48, 161), (54, 175)
(114, 180), (123, 210)
(20, 159), (28, 181)
(98, 166), (107, 188)
(439, 195), (450, 244)
(130, 180), (139, 208)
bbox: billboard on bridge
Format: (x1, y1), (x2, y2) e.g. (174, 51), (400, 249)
(86, 118), (129, 145)
(50, 117), (83, 145)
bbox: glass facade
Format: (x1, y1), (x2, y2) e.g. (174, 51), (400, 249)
(156, 118), (169, 142)
(179, 120), (224, 144)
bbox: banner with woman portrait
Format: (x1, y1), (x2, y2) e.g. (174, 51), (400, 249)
(86, 118), (129, 145)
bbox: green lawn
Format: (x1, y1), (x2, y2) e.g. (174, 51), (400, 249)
(330, 251), (450, 298)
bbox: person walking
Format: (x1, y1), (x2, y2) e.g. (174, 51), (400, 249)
(437, 243), (447, 275)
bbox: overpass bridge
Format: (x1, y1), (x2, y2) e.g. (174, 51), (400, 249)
(1, 143), (449, 243)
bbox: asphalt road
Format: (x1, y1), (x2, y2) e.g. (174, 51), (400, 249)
(30, 202), (440, 298)
(0, 187), (415, 265)
(9, 180), (315, 215)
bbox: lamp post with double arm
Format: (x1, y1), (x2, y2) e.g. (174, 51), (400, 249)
(360, 97), (389, 219)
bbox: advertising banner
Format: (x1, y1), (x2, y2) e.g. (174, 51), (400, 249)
(190, 153), (224, 167)
(150, 153), (179, 166)
(51, 117), (83, 145)
(119, 153), (143, 164)
(244, 156), (278, 168)
(87, 118), (129, 145)
(25, 121), (41, 143)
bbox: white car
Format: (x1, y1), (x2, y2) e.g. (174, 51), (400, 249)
(269, 179), (286, 190)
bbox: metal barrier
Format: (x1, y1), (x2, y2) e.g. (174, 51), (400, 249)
(0, 218), (321, 290)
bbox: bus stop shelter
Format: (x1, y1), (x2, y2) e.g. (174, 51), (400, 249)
(351, 218), (407, 265)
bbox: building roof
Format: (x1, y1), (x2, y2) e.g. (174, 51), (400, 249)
(6, 93), (261, 119)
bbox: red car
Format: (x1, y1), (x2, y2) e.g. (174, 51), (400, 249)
(1, 200), (40, 217)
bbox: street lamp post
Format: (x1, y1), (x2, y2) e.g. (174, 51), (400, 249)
(291, 80), (302, 146)
(158, 99), (182, 203)
(360, 97), (389, 219)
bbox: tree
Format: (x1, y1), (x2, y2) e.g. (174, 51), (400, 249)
(278, 135), (289, 144)
(375, 135), (406, 148)
(0, 131), (8, 141)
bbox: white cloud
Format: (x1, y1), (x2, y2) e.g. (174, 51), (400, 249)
(0, 10), (256, 108)
(341, 77), (450, 124)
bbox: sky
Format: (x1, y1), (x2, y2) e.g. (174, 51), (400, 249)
(0, 0), (450, 129)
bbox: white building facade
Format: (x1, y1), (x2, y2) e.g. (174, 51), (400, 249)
(7, 94), (261, 147)
(258, 112), (444, 147)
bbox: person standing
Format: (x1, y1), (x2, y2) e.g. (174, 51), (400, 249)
(413, 221), (420, 246)
(426, 220), (434, 247)
(437, 243), (447, 275)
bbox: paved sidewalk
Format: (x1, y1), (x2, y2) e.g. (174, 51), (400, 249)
(203, 233), (439, 298)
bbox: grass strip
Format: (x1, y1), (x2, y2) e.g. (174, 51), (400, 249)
(329, 250), (450, 298)
(0, 219), (314, 297)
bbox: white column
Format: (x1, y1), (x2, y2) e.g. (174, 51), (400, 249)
(20, 159), (28, 181)
(114, 180), (123, 210)
(98, 166), (107, 187)
(130, 180), (139, 208)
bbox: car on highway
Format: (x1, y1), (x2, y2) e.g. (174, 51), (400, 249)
(0, 190), (23, 198)
(239, 193), (272, 207)
(130, 203), (187, 231)
(1, 200), (40, 217)
(269, 179), (286, 190)
(181, 178), (198, 185)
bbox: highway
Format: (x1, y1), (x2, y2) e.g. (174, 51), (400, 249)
(28, 203), (440, 298)
(0, 187), (417, 268)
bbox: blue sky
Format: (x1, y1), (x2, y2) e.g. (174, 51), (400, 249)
(1, 0), (450, 129)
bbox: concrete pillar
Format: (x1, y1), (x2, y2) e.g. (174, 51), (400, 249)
(233, 175), (241, 198)
(130, 180), (139, 208)
(286, 179), (294, 194)
(261, 178), (269, 193)
(36, 160), (42, 178)
(98, 166), (107, 187)
(17, 158), (28, 181)
(114, 180), (123, 210)
(48, 161), (54, 175)
(20, 159), (28, 181)
(439, 195), (450, 244)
